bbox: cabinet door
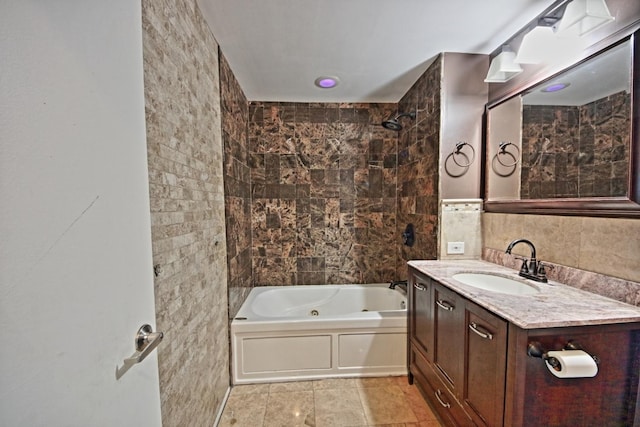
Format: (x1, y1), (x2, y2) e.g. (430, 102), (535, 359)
(410, 272), (433, 360)
(464, 302), (507, 427)
(433, 284), (465, 395)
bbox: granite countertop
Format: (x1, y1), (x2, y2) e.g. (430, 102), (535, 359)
(408, 260), (640, 329)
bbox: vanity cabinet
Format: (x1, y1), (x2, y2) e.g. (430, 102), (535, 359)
(409, 271), (507, 426)
(407, 266), (640, 427)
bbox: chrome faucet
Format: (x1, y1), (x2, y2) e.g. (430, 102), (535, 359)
(505, 239), (548, 282)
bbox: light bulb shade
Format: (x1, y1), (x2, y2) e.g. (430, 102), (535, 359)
(556, 0), (614, 36)
(484, 51), (523, 83)
(515, 26), (585, 65)
(515, 26), (557, 64)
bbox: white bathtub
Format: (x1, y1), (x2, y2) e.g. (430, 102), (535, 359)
(231, 283), (407, 384)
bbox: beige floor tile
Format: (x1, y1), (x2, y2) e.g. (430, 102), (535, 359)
(358, 385), (418, 425)
(399, 385), (439, 423)
(390, 375), (413, 389)
(220, 377), (442, 427)
(231, 382), (271, 395)
(269, 380), (314, 392)
(405, 422), (445, 427)
(314, 388), (367, 427)
(218, 391), (268, 427)
(389, 377), (440, 423)
(345, 423), (409, 427)
(354, 376), (396, 388)
(263, 390), (315, 427)
(312, 378), (358, 390)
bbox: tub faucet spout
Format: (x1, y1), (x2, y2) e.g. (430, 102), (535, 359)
(389, 280), (407, 292)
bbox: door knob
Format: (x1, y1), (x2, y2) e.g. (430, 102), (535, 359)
(116, 324), (164, 380)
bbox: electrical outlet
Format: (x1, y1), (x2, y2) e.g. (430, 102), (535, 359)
(447, 242), (465, 255)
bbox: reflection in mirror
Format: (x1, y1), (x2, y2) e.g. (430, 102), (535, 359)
(486, 37), (633, 202)
(521, 40), (631, 199)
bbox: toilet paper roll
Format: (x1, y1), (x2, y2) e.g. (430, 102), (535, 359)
(545, 350), (598, 378)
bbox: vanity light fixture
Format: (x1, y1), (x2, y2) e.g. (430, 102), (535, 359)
(314, 76), (339, 89)
(555, 0), (615, 37)
(484, 47), (523, 83)
(515, 25), (584, 65)
(515, 26), (556, 64)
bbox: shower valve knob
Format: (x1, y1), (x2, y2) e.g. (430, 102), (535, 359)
(402, 224), (415, 247)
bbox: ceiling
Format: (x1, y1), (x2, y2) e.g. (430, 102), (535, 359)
(198, 0), (558, 103)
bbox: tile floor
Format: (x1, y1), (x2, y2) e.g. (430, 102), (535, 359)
(219, 376), (443, 427)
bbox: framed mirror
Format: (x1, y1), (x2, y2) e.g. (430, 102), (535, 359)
(484, 30), (639, 217)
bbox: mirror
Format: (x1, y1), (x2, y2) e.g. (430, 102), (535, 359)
(484, 32), (639, 217)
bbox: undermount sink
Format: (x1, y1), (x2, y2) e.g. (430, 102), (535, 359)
(452, 272), (540, 295)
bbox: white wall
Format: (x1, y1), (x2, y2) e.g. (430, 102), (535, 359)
(485, 95), (523, 200)
(0, 2), (161, 425)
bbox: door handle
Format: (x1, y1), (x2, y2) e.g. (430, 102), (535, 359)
(468, 322), (493, 340)
(436, 299), (454, 311)
(116, 324), (164, 380)
(132, 324), (163, 363)
(434, 389), (451, 408)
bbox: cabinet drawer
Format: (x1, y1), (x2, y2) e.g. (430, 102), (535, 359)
(410, 346), (475, 427)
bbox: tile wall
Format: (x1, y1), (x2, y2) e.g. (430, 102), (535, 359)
(142, 0), (229, 425)
(483, 212), (640, 283)
(220, 57), (443, 287)
(396, 56), (442, 277)
(439, 199), (483, 260)
(220, 52), (252, 318)
(521, 91), (630, 199)
(247, 102), (400, 285)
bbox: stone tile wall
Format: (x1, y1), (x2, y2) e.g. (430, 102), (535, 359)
(142, 0), (229, 425)
(220, 52), (252, 317)
(248, 102), (399, 285)
(395, 56), (441, 278)
(521, 91), (630, 199)
(483, 212), (640, 283)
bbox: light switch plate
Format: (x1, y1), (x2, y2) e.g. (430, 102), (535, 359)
(447, 242), (465, 254)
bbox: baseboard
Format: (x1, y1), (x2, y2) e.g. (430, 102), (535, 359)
(212, 386), (232, 427)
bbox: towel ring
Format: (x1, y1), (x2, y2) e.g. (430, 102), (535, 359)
(496, 141), (520, 167)
(445, 151), (470, 177)
(451, 141), (475, 168)
(491, 151), (518, 177)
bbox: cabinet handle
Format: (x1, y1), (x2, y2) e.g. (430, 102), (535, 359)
(413, 283), (426, 291)
(434, 389), (451, 408)
(468, 322), (493, 340)
(436, 299), (454, 311)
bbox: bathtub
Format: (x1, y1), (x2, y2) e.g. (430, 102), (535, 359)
(231, 283), (407, 384)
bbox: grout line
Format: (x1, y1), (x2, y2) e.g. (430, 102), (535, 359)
(259, 388), (268, 427)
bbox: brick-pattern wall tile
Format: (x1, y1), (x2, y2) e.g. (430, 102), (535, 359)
(142, 0), (229, 425)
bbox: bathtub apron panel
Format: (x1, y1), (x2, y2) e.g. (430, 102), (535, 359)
(231, 284), (408, 384)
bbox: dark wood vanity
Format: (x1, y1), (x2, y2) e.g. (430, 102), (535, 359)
(407, 263), (640, 427)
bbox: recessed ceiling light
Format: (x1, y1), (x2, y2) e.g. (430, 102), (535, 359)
(314, 76), (339, 89)
(541, 83), (570, 92)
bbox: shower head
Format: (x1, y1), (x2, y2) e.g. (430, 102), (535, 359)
(381, 112), (416, 131)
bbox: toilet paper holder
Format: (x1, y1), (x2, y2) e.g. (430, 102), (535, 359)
(527, 340), (600, 371)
